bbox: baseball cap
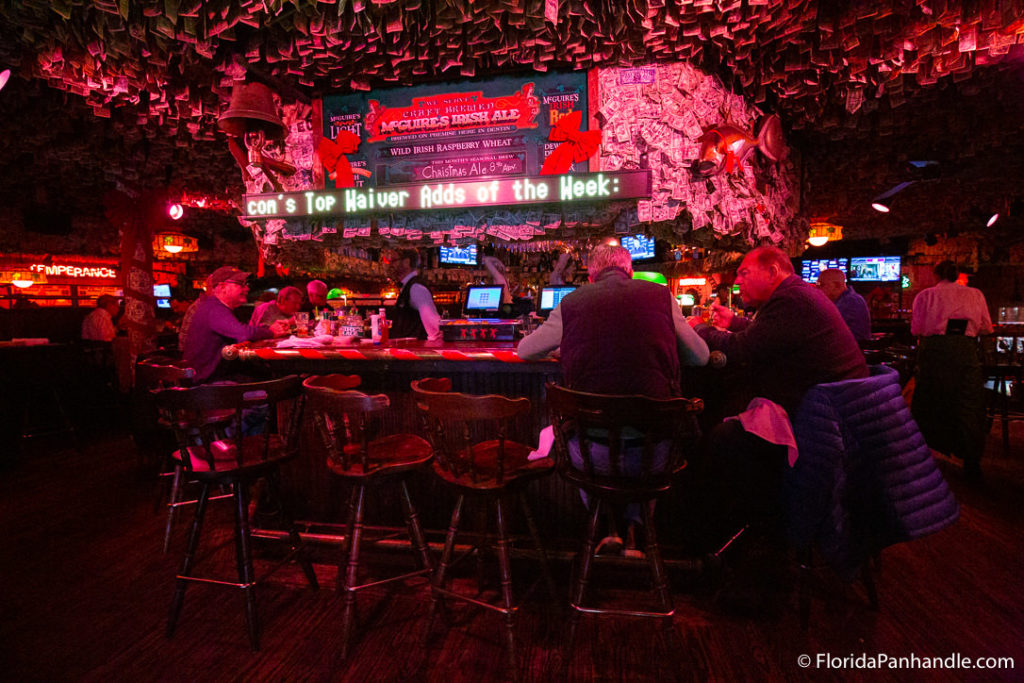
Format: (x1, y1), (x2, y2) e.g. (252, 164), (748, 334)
(207, 266), (250, 289)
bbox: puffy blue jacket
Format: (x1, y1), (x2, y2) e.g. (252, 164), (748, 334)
(785, 365), (959, 579)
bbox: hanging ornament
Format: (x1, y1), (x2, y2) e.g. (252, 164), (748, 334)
(539, 110), (602, 175)
(316, 131), (372, 188)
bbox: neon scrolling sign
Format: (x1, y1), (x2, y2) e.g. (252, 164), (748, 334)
(242, 170), (651, 219)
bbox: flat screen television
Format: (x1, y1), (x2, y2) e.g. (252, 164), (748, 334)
(463, 285), (504, 315)
(538, 286), (576, 313)
(849, 256), (901, 282)
(800, 257), (849, 283)
(153, 283), (171, 309)
(621, 235), (655, 261)
(440, 244), (478, 266)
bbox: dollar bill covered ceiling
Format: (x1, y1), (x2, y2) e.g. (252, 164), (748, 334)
(0, 0), (1023, 257)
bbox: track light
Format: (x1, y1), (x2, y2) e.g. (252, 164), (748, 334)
(871, 200), (891, 213)
(986, 213), (999, 227)
(0, 69), (10, 92)
(869, 180), (916, 213)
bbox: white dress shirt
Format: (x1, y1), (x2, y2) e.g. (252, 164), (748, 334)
(911, 280), (993, 337)
(81, 307), (116, 342)
(401, 270), (442, 341)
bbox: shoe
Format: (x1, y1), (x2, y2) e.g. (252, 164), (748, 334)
(595, 535), (623, 556)
(623, 522), (645, 560)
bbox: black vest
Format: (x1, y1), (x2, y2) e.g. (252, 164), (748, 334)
(389, 275), (431, 340)
(559, 268), (681, 398)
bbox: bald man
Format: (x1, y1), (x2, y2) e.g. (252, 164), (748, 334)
(818, 268), (871, 343)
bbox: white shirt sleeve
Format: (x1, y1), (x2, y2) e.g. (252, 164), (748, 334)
(409, 283), (442, 341)
(517, 305), (563, 359)
(671, 301), (710, 366)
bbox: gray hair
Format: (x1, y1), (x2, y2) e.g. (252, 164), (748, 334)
(588, 243), (632, 276)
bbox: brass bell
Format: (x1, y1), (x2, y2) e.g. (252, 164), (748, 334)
(218, 81), (286, 139)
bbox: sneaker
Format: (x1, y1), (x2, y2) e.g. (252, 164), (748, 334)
(595, 535), (623, 556)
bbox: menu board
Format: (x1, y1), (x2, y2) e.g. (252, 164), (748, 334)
(322, 71), (590, 188)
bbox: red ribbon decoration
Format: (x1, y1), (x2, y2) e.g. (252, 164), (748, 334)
(540, 110), (602, 175)
(316, 131), (362, 188)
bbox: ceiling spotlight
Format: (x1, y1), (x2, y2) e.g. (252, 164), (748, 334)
(0, 69), (10, 92)
(168, 203), (184, 220)
(986, 213), (999, 227)
(871, 200), (891, 213)
(869, 180), (916, 214)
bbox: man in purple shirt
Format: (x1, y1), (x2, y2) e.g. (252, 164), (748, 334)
(183, 267), (289, 382)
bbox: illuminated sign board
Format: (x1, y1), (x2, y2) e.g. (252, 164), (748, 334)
(678, 277), (708, 286)
(30, 263), (117, 279)
(242, 171), (651, 219)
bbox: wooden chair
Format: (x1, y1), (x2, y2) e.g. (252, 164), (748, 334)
(134, 360), (233, 553)
(154, 375), (319, 651)
(981, 333), (1024, 458)
(303, 374), (434, 660)
(546, 383), (703, 666)
(411, 377), (556, 680)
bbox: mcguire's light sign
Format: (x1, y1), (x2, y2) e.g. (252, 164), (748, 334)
(242, 171), (651, 219)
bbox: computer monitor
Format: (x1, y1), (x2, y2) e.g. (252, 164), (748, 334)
(538, 285), (576, 313)
(440, 244), (478, 266)
(463, 285), (505, 315)
(153, 283), (171, 309)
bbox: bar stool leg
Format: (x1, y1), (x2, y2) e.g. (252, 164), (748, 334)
(563, 499), (603, 674)
(266, 470), (318, 590)
(162, 464), (184, 554)
(641, 499), (677, 652)
(340, 484), (366, 660)
(233, 479), (260, 651)
(494, 494), (519, 681)
(425, 493), (464, 642)
(400, 480), (434, 572)
(518, 492), (558, 602)
(168, 481), (211, 638)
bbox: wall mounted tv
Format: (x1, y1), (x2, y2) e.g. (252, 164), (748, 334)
(849, 256), (901, 282)
(439, 244), (478, 266)
(153, 283), (171, 309)
(621, 235), (655, 261)
(800, 257), (849, 283)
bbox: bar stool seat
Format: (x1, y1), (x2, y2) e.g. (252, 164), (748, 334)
(430, 440), (550, 491)
(303, 374), (435, 661)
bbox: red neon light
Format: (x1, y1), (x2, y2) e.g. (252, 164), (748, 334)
(31, 264), (117, 279)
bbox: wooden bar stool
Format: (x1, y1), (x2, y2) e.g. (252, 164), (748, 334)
(303, 374), (434, 660)
(154, 375), (319, 651)
(546, 383), (703, 669)
(135, 360), (234, 553)
(411, 378), (557, 680)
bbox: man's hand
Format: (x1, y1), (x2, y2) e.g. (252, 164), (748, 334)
(710, 302), (734, 329)
(269, 319), (291, 337)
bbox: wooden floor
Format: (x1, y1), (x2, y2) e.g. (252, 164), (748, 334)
(1, 417), (1022, 682)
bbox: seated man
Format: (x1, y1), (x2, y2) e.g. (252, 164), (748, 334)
(81, 295), (120, 342)
(817, 268), (871, 344)
(250, 286), (303, 327)
(303, 279), (329, 316)
(183, 267), (289, 383)
(519, 243), (709, 553)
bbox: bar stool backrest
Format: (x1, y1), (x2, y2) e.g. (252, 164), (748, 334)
(546, 383), (703, 494)
(411, 377), (531, 485)
(304, 374), (401, 471)
(154, 375), (304, 473)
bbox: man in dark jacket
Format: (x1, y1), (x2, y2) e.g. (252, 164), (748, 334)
(383, 248), (441, 341)
(690, 246), (868, 610)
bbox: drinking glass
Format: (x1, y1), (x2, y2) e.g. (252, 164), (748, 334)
(295, 312), (310, 337)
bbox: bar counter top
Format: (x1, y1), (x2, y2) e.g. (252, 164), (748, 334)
(223, 337), (555, 364)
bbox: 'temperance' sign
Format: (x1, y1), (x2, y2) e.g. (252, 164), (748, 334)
(242, 171), (651, 219)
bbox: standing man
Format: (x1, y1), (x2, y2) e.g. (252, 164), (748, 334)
(384, 248), (441, 341)
(81, 295), (120, 342)
(910, 261), (992, 480)
(183, 266), (289, 383)
(817, 268), (871, 344)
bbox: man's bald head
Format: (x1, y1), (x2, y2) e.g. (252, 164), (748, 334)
(817, 268), (847, 302)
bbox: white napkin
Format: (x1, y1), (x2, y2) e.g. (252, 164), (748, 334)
(726, 397), (799, 466)
(528, 425), (555, 461)
(276, 335), (332, 348)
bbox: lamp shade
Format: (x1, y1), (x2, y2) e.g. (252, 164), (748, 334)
(632, 271), (668, 285)
(808, 221), (843, 246)
(0, 269), (46, 288)
(153, 232), (198, 256)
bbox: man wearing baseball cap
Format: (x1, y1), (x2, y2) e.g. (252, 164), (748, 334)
(183, 266), (290, 382)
